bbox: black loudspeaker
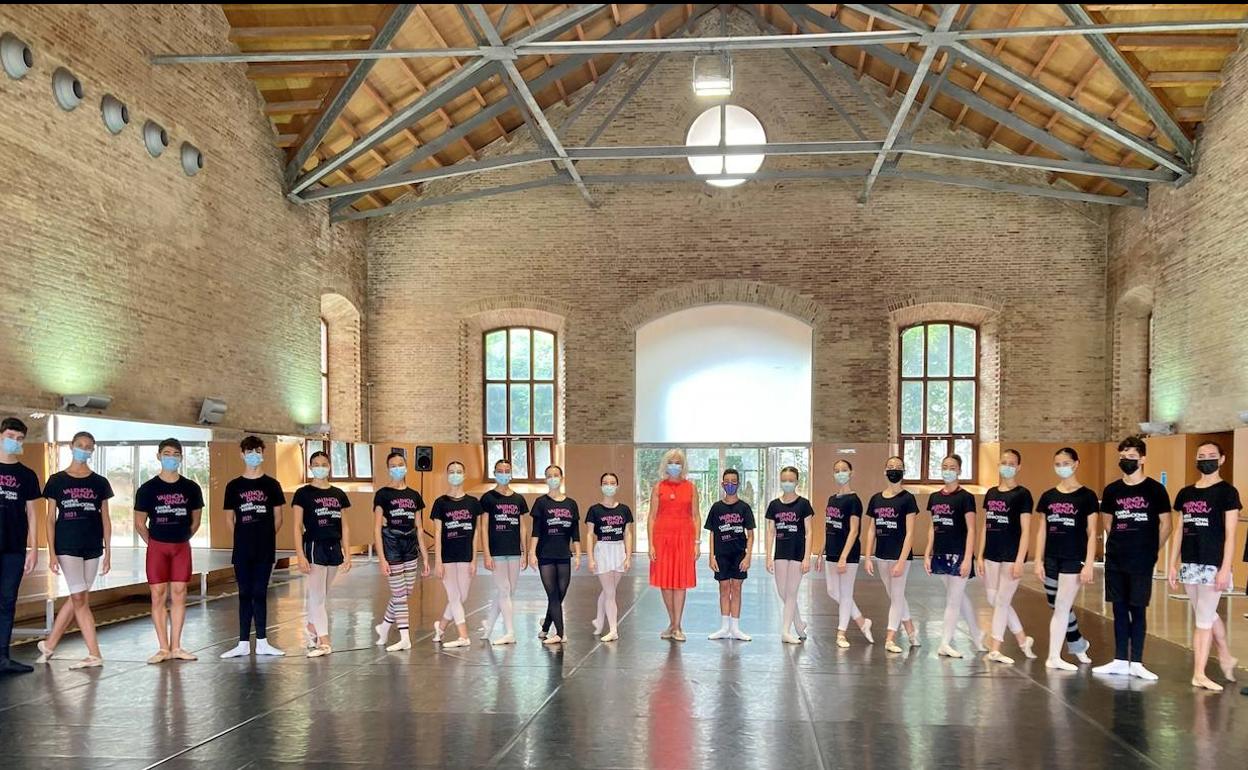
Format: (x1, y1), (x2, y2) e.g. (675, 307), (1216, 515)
(414, 445), (433, 472)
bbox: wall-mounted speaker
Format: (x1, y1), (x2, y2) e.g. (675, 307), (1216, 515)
(414, 445), (433, 472)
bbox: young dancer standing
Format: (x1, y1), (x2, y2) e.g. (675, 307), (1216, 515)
(479, 459), (528, 646)
(530, 465), (581, 645)
(925, 455), (984, 658)
(765, 467), (814, 645)
(817, 460), (873, 648)
(373, 451), (428, 652)
(704, 469), (755, 641)
(586, 473), (633, 642)
(978, 449), (1036, 664)
(430, 461), (481, 649)
(292, 450), (352, 658)
(863, 456), (920, 653)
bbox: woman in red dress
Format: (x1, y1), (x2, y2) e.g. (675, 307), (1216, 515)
(648, 449), (700, 641)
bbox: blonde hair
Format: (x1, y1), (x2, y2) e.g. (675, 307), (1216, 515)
(659, 448), (688, 481)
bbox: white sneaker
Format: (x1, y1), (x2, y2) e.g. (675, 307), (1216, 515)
(1093, 659), (1131, 676)
(708, 628), (731, 640)
(986, 650), (1014, 665)
(730, 628), (752, 642)
(1020, 636), (1037, 660)
(491, 634), (516, 646)
(1046, 657), (1078, 671)
(219, 642), (250, 659)
(255, 639), (285, 657)
(374, 622), (392, 647)
(442, 638), (471, 649)
(1129, 662), (1159, 681)
(938, 644), (964, 659)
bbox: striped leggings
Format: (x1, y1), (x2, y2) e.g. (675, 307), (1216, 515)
(384, 559), (420, 630)
(1043, 566), (1089, 654)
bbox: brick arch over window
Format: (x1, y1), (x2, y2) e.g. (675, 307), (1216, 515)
(1111, 285), (1154, 437)
(459, 297), (569, 445)
(888, 295), (1002, 450)
(620, 279), (826, 331)
(320, 292), (363, 441)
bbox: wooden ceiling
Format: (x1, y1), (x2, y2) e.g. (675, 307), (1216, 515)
(220, 4), (1248, 213)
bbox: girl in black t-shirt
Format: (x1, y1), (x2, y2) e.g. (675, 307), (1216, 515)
(586, 472), (633, 642)
(479, 459), (529, 646)
(431, 461), (481, 649)
(765, 466), (814, 645)
(292, 450), (352, 658)
(530, 465), (582, 645)
(1167, 441), (1241, 691)
(863, 456), (920, 653)
(924, 454), (983, 659)
(977, 448), (1037, 665)
(372, 451), (428, 652)
(816, 460), (873, 649)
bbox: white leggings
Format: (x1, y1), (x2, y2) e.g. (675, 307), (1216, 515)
(485, 559), (520, 635)
(305, 564), (337, 637)
(440, 562), (473, 626)
(1048, 573), (1080, 660)
(938, 575), (983, 647)
(823, 562), (863, 632)
(774, 559), (804, 635)
(877, 559), (912, 632)
(595, 572), (622, 632)
(984, 560), (1024, 642)
(1184, 583), (1222, 629)
(57, 555), (101, 594)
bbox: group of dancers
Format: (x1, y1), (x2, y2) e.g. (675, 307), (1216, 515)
(0, 413), (1242, 694)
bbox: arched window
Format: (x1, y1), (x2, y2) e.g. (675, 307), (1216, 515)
(483, 327), (557, 482)
(898, 322), (978, 482)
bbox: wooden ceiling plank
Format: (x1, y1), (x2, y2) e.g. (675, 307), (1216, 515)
(856, 15), (874, 78)
(952, 4), (1027, 132)
(265, 98), (323, 115)
(981, 36), (1062, 148)
(1116, 34), (1240, 51)
(1146, 71), (1223, 87)
(246, 62), (351, 79)
(575, 23), (600, 82)
(392, 57), (480, 161)
(1022, 58), (1103, 155)
(520, 4), (571, 107)
(228, 25), (375, 42)
(412, 4), (491, 108)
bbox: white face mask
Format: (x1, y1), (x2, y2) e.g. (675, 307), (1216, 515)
(547, 477), (562, 493)
(834, 471), (851, 486)
(448, 472), (465, 487)
(941, 470), (959, 484)
(1054, 465), (1075, 480)
(999, 465), (1017, 480)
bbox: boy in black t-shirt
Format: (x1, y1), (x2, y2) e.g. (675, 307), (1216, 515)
(703, 469), (755, 641)
(0, 417), (41, 674)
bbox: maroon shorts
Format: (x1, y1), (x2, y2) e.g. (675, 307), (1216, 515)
(146, 539), (192, 584)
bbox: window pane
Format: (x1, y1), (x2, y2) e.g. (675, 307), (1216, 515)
(534, 330), (555, 381)
(534, 384), (555, 435)
(926, 381), (950, 434)
(927, 323), (950, 377)
(901, 326), (925, 377)
(509, 384), (531, 434)
(320, 376), (328, 425)
(927, 439), (948, 481)
(353, 443), (372, 479)
(509, 328), (531, 380)
(954, 438), (974, 480)
(485, 330), (507, 380)
(330, 440), (349, 479)
(306, 440), (324, 459)
(900, 381), (923, 435)
(953, 325), (976, 377)
(533, 440), (552, 479)
(320, 321), (328, 374)
(510, 439), (529, 480)
(903, 439), (922, 481)
(485, 384), (507, 435)
(486, 439), (504, 473)
(952, 381), (976, 434)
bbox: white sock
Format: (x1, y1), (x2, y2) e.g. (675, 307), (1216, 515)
(254, 638), (285, 656)
(220, 641), (250, 659)
(729, 616), (740, 632)
(719, 615), (731, 632)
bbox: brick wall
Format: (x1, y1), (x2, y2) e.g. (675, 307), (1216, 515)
(0, 5), (365, 434)
(1107, 37), (1248, 435)
(367, 11), (1109, 445)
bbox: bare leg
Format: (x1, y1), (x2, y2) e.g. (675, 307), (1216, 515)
(169, 583), (188, 651)
(150, 583), (171, 652)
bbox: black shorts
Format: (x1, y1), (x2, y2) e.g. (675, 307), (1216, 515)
(303, 539), (344, 567)
(1044, 556), (1084, 576)
(381, 530), (421, 564)
(1105, 568), (1153, 607)
(713, 550), (748, 582)
(930, 553), (975, 579)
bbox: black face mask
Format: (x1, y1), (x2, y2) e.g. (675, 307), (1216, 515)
(1118, 458), (1140, 475)
(885, 469), (904, 484)
(1196, 459), (1219, 475)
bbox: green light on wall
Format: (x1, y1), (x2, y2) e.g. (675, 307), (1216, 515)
(25, 290), (130, 395)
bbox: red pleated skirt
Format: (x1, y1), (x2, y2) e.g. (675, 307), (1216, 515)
(649, 518), (696, 590)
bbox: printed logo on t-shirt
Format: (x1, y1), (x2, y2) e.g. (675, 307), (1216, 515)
(1181, 499), (1212, 532)
(1110, 495), (1151, 533)
(985, 498), (1010, 530)
(1046, 502), (1077, 532)
(236, 489), (270, 525)
(596, 513), (627, 538)
(57, 485), (101, 521)
(151, 492), (191, 526)
(492, 503), (521, 531)
(443, 506), (475, 538)
(930, 503), (955, 531)
(387, 496), (418, 523)
(544, 506), (573, 535)
(313, 496), (342, 529)
(715, 512), (748, 541)
(874, 506), (899, 531)
(0, 474), (22, 502)
(825, 504), (848, 531)
(773, 509), (800, 538)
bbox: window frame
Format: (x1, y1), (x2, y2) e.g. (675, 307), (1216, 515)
(320, 317), (330, 426)
(305, 439), (373, 483)
(897, 322), (980, 484)
(481, 326), (559, 483)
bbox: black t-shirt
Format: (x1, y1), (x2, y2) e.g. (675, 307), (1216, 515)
(1037, 486), (1100, 562)
(530, 495), (581, 560)
(982, 485), (1034, 562)
(43, 471), (113, 559)
(293, 484), (350, 543)
(586, 502), (634, 543)
(480, 489), (528, 557)
(765, 496), (815, 562)
(927, 488), (976, 556)
(1175, 481), (1242, 566)
(824, 493), (863, 562)
(224, 475), (286, 564)
(430, 494), (482, 563)
(135, 475), (204, 544)
(866, 490), (918, 560)
(704, 500), (756, 555)
(0, 461), (41, 554)
(374, 486), (425, 534)
(1100, 477), (1171, 574)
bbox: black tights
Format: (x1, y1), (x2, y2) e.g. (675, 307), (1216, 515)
(539, 560), (572, 637)
(1112, 601), (1147, 662)
(234, 561), (274, 641)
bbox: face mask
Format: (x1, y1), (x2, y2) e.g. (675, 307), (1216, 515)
(310, 466), (330, 480)
(494, 472), (512, 486)
(1118, 458), (1140, 475)
(722, 482), (739, 496)
(1196, 459), (1219, 475)
(1, 437), (23, 455)
(834, 471), (851, 486)
(666, 463), (682, 478)
(1054, 465), (1075, 480)
(885, 469), (904, 484)
(941, 470), (959, 484)
(72, 447), (93, 464)
(780, 481), (797, 495)
(448, 472), (465, 487)
(547, 477), (562, 493)
(389, 466), (407, 481)
(243, 451), (263, 469)
(999, 465), (1017, 480)
(601, 484), (618, 497)
(160, 456), (181, 473)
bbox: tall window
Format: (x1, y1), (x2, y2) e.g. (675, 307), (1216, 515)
(319, 318), (329, 425)
(484, 327), (557, 482)
(899, 323), (978, 482)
